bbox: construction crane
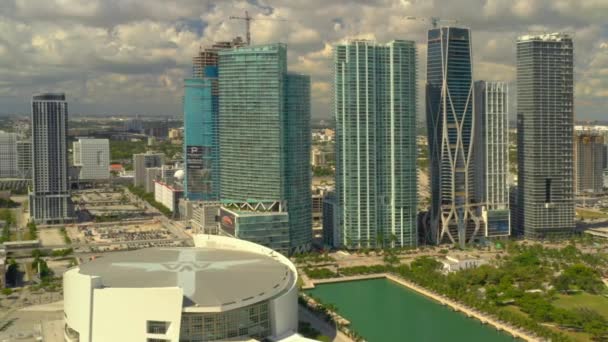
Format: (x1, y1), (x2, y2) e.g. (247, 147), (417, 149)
(229, 11), (288, 46)
(405, 16), (458, 28)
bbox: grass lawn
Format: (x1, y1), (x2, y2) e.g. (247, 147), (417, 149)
(575, 208), (608, 220)
(502, 305), (526, 316)
(544, 325), (592, 342)
(499, 306), (591, 340)
(554, 293), (608, 319)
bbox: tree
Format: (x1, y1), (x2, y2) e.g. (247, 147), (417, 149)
(26, 221), (38, 240)
(5, 259), (19, 287)
(375, 232), (384, 249)
(554, 264), (604, 294)
(389, 234), (398, 248)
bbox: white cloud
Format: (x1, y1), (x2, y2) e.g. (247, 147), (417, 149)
(0, 0), (604, 119)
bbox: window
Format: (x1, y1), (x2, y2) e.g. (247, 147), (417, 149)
(147, 321), (170, 334)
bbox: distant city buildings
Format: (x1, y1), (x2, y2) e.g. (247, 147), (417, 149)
(168, 128), (183, 140)
(0, 132), (19, 178)
(426, 27), (480, 246)
(16, 140), (32, 179)
(322, 191), (340, 248)
(30, 93), (72, 224)
(516, 33), (575, 238)
(217, 43), (312, 254)
(312, 128), (335, 142)
(574, 131), (604, 194)
(333, 40), (418, 249)
(144, 167), (162, 193)
(310, 147), (334, 168)
(73, 138), (110, 180)
(474, 81), (511, 237)
(133, 152), (164, 189)
(124, 116), (144, 133)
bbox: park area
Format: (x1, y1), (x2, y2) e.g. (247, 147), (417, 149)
(299, 239), (608, 341)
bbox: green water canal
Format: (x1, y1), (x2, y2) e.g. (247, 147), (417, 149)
(306, 278), (517, 342)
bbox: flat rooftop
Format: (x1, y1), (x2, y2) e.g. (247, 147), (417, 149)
(78, 247), (293, 308)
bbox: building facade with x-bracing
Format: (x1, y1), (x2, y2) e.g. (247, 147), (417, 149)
(426, 27), (482, 247)
(334, 40), (418, 249)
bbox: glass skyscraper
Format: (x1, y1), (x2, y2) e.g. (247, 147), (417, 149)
(30, 93), (72, 224)
(183, 78), (219, 200)
(183, 42), (237, 201)
(334, 40), (418, 249)
(426, 27), (481, 247)
(516, 33), (574, 239)
(474, 81), (510, 238)
(285, 73), (313, 250)
(218, 44), (311, 254)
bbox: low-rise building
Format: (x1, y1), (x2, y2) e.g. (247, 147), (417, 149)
(154, 180), (183, 213)
(219, 202), (290, 255)
(440, 255), (488, 274)
(190, 201), (221, 234)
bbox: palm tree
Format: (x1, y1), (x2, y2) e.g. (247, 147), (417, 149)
(389, 233), (398, 249)
(376, 232), (384, 249)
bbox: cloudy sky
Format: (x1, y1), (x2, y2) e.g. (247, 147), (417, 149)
(0, 0), (606, 120)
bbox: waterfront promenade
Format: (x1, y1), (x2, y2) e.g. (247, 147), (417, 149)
(304, 273), (541, 342)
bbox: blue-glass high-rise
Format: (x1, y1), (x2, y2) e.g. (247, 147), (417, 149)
(183, 45), (226, 200)
(183, 77), (219, 200)
(426, 27), (482, 247)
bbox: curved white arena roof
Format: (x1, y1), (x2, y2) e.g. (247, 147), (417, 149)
(77, 246), (294, 309)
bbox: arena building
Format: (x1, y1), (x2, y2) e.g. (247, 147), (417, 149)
(64, 234), (310, 342)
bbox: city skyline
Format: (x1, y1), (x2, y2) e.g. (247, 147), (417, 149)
(0, 1), (605, 120)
